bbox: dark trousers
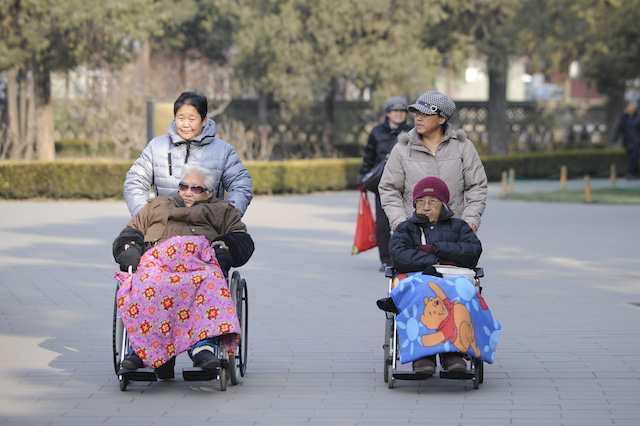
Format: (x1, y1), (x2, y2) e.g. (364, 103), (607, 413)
(627, 144), (640, 176)
(374, 192), (391, 265)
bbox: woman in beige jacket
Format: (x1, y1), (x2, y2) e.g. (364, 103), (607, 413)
(378, 90), (488, 234)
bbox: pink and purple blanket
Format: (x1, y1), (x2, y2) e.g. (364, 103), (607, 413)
(114, 235), (240, 368)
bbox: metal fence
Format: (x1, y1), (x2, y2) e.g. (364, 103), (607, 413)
(450, 101), (608, 153)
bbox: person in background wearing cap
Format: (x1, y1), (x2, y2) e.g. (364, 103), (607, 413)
(379, 90), (487, 234)
(389, 176), (482, 374)
(357, 96), (414, 271)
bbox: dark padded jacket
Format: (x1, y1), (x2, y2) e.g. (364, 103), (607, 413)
(358, 120), (414, 181)
(613, 112), (640, 148)
(389, 206), (482, 273)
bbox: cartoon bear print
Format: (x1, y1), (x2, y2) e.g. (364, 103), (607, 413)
(420, 281), (480, 357)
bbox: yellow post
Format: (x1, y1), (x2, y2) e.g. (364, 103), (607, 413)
(508, 168), (515, 193)
(560, 165), (567, 190)
(610, 164), (617, 186)
(584, 175), (592, 203)
(501, 171), (508, 198)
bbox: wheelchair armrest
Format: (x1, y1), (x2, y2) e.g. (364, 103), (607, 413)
(384, 266), (395, 278)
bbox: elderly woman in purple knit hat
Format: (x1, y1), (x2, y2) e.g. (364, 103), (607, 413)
(388, 176), (482, 374)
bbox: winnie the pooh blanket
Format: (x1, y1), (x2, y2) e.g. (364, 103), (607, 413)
(390, 272), (501, 365)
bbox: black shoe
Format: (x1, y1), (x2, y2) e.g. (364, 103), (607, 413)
(193, 348), (220, 370)
(154, 356), (176, 379)
(121, 353), (143, 370)
(376, 297), (399, 314)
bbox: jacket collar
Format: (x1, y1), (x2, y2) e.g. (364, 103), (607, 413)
(168, 118), (218, 146)
(170, 192), (215, 207)
(397, 124), (467, 150)
(409, 204), (454, 226)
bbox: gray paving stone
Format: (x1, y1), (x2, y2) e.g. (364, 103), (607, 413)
(0, 180), (639, 425)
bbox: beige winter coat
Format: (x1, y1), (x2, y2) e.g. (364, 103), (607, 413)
(378, 125), (488, 230)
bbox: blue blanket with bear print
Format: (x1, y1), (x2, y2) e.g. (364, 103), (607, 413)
(390, 272), (501, 365)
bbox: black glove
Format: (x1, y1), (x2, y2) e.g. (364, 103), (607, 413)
(116, 247), (142, 272)
(422, 265), (443, 277)
(213, 247), (233, 274)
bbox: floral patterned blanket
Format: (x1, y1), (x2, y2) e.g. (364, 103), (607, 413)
(114, 235), (240, 368)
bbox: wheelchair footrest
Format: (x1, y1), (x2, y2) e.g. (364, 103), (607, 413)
(440, 370), (474, 380)
(393, 371), (433, 381)
(182, 367), (218, 381)
(119, 368), (157, 382)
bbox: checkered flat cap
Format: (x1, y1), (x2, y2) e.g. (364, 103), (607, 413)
(408, 91), (456, 120)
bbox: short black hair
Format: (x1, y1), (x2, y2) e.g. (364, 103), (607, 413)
(174, 91), (208, 120)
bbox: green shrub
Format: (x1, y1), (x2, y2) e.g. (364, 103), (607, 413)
(482, 149), (626, 180)
(0, 161), (131, 199)
(0, 150), (626, 200)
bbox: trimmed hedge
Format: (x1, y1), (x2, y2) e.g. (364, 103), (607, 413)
(482, 149), (627, 180)
(0, 149), (627, 200)
(0, 160), (131, 199)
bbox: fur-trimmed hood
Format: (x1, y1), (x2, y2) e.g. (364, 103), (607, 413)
(397, 124), (468, 147)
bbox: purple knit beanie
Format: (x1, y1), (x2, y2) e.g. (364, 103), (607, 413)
(413, 177), (450, 205)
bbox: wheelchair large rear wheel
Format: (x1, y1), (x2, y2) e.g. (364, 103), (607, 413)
(229, 272), (248, 385)
(112, 287), (123, 376)
(383, 314), (393, 383)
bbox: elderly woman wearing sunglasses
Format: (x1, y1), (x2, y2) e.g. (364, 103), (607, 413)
(114, 163), (253, 274)
(112, 164), (254, 376)
(378, 90), (488, 236)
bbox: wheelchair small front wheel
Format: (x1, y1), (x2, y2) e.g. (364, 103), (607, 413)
(386, 359), (394, 389)
(473, 358), (483, 389)
(119, 374), (129, 391)
(219, 367), (228, 391)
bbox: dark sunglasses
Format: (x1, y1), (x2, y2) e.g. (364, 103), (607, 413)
(178, 182), (208, 194)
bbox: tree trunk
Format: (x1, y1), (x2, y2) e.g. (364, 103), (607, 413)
(34, 66), (55, 161)
(487, 52), (509, 155)
(5, 68), (19, 159)
(605, 87), (625, 147)
(321, 77), (337, 157)
(257, 95), (271, 161)
(141, 40), (152, 99)
(25, 68), (36, 159)
(19, 68), (35, 160)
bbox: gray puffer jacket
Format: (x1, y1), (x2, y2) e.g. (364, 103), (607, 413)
(124, 118), (253, 216)
(378, 125), (487, 230)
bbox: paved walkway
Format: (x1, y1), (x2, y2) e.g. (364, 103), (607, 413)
(0, 180), (639, 425)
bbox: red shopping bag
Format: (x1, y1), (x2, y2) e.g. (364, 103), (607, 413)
(352, 188), (377, 255)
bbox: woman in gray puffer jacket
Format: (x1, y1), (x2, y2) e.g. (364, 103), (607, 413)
(124, 92), (253, 217)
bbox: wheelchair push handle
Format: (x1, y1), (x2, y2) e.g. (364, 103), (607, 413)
(385, 265), (485, 279)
